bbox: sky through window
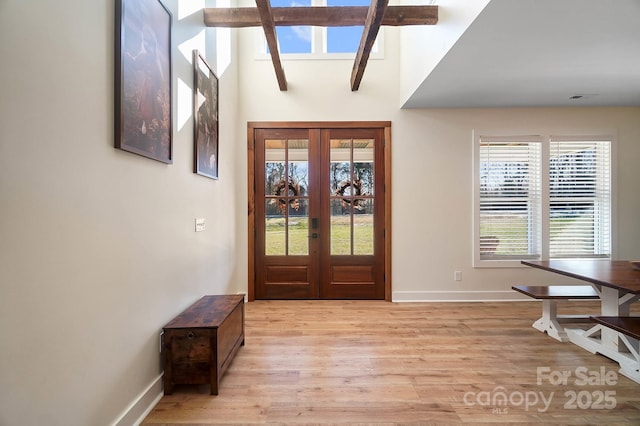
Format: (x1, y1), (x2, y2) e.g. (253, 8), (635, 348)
(267, 0), (371, 54)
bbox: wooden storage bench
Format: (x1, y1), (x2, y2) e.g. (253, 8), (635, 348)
(162, 294), (245, 395)
(512, 285), (599, 342)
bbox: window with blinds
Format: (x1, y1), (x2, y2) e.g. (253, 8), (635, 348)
(474, 134), (613, 266)
(549, 139), (611, 258)
(477, 138), (542, 260)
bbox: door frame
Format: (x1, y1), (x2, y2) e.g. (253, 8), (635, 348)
(247, 121), (392, 301)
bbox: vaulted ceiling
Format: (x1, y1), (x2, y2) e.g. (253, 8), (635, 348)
(403, 0), (640, 108)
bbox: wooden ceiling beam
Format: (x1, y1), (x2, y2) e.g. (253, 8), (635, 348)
(204, 3), (438, 92)
(203, 6), (438, 28)
(254, 0), (287, 91)
(351, 0), (389, 91)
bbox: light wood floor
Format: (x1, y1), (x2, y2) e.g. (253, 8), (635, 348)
(143, 300), (640, 424)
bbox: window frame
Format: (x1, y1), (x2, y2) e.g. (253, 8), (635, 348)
(473, 131), (616, 268)
(548, 136), (613, 259)
(254, 0), (384, 60)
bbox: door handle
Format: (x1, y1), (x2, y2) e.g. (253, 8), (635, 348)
(309, 233), (318, 239)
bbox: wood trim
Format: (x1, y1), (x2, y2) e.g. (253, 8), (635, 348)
(351, 0), (389, 91)
(247, 126), (256, 301)
(203, 6), (438, 28)
(384, 125), (392, 301)
(254, 0), (287, 91)
(248, 121), (391, 129)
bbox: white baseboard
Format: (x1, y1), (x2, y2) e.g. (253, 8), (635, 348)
(392, 290), (530, 302)
(112, 374), (163, 426)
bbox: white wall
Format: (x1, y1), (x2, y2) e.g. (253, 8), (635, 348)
(399, 0), (490, 105)
(235, 12), (640, 301)
(238, 28), (399, 119)
(391, 107), (640, 300)
(0, 1), (241, 425)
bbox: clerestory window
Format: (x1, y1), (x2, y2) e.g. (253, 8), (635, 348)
(260, 0), (382, 58)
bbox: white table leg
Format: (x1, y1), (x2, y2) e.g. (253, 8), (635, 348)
(567, 287), (640, 383)
(600, 286), (624, 352)
(533, 300), (569, 342)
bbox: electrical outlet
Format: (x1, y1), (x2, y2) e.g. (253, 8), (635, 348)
(454, 271), (462, 281)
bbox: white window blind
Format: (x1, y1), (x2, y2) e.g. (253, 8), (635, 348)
(478, 139), (541, 260)
(549, 139), (611, 258)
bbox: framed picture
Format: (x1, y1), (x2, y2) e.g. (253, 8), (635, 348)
(115, 0), (173, 164)
(193, 50), (219, 179)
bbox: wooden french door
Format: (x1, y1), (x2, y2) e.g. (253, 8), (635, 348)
(248, 122), (390, 300)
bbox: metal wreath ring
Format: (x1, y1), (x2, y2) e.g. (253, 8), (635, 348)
(274, 178), (300, 210)
(335, 180), (363, 206)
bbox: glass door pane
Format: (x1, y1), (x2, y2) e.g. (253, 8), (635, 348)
(329, 138), (375, 255)
(265, 138), (309, 256)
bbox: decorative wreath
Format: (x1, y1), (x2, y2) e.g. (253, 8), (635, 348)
(274, 178), (300, 212)
(335, 180), (364, 209)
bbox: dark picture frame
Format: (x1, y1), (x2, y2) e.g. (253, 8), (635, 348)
(193, 50), (219, 179)
(115, 0), (173, 164)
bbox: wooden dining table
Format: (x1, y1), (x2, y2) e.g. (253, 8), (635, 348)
(522, 260), (640, 384)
